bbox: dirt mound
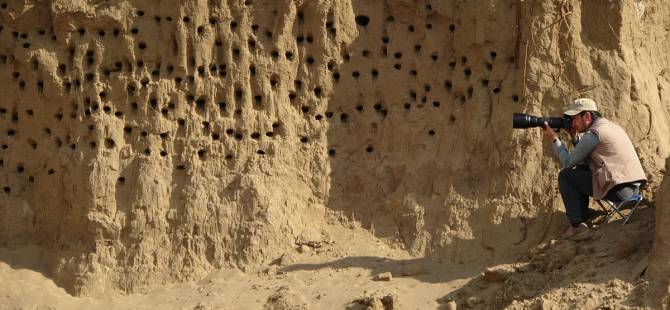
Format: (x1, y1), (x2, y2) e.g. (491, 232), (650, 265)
(442, 206), (655, 309)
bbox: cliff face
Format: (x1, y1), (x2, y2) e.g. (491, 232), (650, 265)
(0, 0), (668, 296)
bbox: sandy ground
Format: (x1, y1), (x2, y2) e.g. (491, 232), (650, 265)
(0, 207), (656, 310)
(0, 223), (487, 310)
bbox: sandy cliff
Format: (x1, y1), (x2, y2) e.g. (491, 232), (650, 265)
(0, 0), (669, 306)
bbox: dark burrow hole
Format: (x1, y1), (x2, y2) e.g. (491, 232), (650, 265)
(300, 136), (308, 143)
(196, 98), (206, 110)
(428, 130), (435, 136)
(512, 95), (519, 102)
(118, 177), (125, 184)
(328, 149), (336, 156)
(104, 138), (115, 149)
(366, 146), (373, 153)
(340, 113), (348, 122)
(355, 15), (369, 26)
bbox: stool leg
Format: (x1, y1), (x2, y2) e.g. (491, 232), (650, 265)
(623, 200), (643, 225)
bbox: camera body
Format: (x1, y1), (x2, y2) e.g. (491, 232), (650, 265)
(513, 113), (572, 130)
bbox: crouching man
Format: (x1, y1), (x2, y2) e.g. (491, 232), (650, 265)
(543, 98), (647, 238)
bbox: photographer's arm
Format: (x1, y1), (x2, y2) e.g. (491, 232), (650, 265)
(552, 132), (599, 168)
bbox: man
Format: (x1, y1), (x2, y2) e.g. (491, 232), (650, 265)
(543, 98), (647, 238)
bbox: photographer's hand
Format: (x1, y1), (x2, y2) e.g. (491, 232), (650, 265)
(543, 122), (558, 142)
(569, 127), (578, 140)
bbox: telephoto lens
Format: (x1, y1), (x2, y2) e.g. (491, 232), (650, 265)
(513, 113), (571, 130)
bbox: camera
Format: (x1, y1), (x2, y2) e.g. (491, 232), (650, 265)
(513, 113), (572, 130)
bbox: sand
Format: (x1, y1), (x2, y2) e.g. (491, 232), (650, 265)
(1, 0), (670, 308)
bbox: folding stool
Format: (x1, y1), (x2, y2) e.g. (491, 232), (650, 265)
(595, 182), (644, 225)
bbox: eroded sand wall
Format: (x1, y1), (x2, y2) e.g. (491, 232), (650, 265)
(0, 0), (668, 295)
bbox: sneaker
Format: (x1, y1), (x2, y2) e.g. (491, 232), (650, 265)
(561, 222), (589, 239)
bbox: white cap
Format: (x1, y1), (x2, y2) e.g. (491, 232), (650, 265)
(564, 98), (598, 116)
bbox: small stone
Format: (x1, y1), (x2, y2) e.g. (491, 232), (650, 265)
(466, 296), (481, 307)
(445, 300), (457, 310)
(482, 265), (515, 282)
(374, 272), (393, 281)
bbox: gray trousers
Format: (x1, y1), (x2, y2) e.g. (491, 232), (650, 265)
(558, 165), (638, 227)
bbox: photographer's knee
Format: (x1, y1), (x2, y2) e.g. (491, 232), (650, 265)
(558, 169), (571, 188)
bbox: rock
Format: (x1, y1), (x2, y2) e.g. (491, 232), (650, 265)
(297, 244), (310, 253)
(466, 296), (481, 307)
(482, 265), (515, 282)
(374, 272), (393, 281)
(277, 252), (297, 267)
(353, 292), (400, 310)
(264, 286), (308, 310)
(295, 228), (325, 248)
(193, 302), (213, 310)
(445, 300), (458, 310)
